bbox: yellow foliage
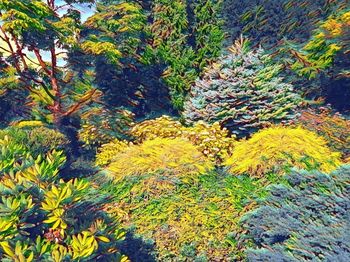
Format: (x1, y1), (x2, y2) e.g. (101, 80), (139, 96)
(130, 115), (183, 140)
(130, 115), (236, 163)
(225, 126), (342, 177)
(107, 138), (214, 180)
(12, 120), (44, 128)
(342, 11), (350, 23)
(95, 139), (129, 167)
(79, 123), (111, 147)
(70, 231), (98, 260)
(322, 18), (342, 36)
(322, 11), (350, 36)
(182, 121), (236, 163)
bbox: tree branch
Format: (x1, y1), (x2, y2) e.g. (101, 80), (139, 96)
(0, 46), (11, 53)
(32, 48), (53, 76)
(63, 89), (98, 116)
(10, 32), (29, 70)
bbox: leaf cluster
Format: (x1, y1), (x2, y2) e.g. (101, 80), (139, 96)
(0, 131), (128, 261)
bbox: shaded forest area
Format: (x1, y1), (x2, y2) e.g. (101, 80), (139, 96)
(0, 0), (349, 261)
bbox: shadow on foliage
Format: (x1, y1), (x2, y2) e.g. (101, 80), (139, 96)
(118, 231), (157, 262)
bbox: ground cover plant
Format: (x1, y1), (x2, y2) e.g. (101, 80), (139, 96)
(240, 166), (350, 261)
(98, 169), (276, 261)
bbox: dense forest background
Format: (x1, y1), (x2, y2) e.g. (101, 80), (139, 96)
(0, 0), (349, 261)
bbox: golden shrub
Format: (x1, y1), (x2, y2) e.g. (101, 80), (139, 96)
(130, 116), (236, 163)
(183, 121), (236, 163)
(95, 139), (129, 167)
(107, 138), (214, 180)
(225, 126), (342, 177)
(130, 115), (183, 141)
(12, 120), (44, 128)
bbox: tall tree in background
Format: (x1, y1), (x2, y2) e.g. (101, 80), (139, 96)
(0, 0), (144, 125)
(148, 0), (224, 110)
(192, 0), (224, 70)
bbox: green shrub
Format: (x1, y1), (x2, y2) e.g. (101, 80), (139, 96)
(0, 133), (127, 261)
(0, 126), (69, 157)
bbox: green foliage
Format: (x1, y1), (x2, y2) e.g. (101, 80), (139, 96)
(0, 1), (349, 261)
(192, 0), (225, 70)
(0, 0), (51, 34)
(147, 0), (224, 109)
(0, 131), (128, 261)
(78, 107), (134, 149)
(101, 170), (271, 261)
(0, 125), (69, 157)
(82, 1), (147, 64)
(225, 126), (342, 177)
(290, 9), (350, 79)
(148, 0), (196, 109)
(222, 0), (344, 48)
(183, 39), (302, 138)
(0, 0), (145, 125)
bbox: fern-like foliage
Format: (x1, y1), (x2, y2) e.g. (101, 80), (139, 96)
(192, 0), (224, 70)
(106, 137), (214, 180)
(147, 0), (224, 109)
(225, 126), (342, 177)
(148, 0), (196, 109)
(240, 166), (350, 261)
(183, 39), (302, 138)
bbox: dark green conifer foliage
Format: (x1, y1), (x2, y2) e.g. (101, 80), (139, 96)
(148, 0), (224, 110)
